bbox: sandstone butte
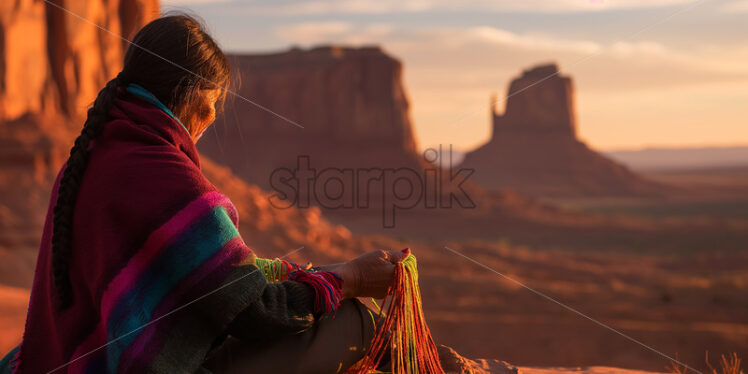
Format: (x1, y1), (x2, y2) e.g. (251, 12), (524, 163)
(198, 46), (429, 202)
(459, 64), (667, 197)
(0, 1), (668, 373)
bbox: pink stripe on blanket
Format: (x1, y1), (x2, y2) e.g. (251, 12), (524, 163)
(118, 236), (251, 371)
(100, 191), (233, 322)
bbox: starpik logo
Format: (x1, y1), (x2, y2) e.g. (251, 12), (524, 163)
(267, 145), (476, 228)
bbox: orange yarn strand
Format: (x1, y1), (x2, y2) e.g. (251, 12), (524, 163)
(347, 253), (444, 374)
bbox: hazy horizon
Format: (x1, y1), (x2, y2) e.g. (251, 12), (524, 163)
(163, 0), (748, 153)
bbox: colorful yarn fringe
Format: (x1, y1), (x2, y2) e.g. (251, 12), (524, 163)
(347, 253), (444, 374)
(255, 258), (299, 282)
(288, 270), (344, 317)
(255, 257), (343, 317)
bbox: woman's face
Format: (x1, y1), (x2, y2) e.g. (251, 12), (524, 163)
(190, 88), (222, 143)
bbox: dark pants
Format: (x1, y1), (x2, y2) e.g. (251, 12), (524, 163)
(202, 299), (380, 374)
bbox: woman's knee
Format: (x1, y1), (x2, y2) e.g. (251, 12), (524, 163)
(203, 298), (379, 374)
(295, 298), (377, 373)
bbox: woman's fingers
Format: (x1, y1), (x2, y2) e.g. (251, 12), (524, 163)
(386, 248), (410, 264)
(334, 248), (413, 298)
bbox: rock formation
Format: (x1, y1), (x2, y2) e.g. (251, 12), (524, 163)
(199, 46), (424, 187)
(0, 0), (51, 121)
(460, 63), (665, 197)
(0, 0), (161, 187)
(196, 45), (537, 234)
(1, 0), (159, 122)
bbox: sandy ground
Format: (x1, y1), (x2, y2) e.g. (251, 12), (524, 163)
(0, 168), (745, 372)
(0, 286), (668, 374)
(2, 241), (743, 373)
(520, 367), (665, 374)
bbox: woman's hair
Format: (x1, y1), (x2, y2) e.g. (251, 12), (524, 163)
(51, 13), (231, 310)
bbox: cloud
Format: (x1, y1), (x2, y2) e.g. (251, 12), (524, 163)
(466, 27), (602, 54)
(275, 22), (354, 43)
(221, 0), (697, 15)
(273, 23), (748, 78)
(607, 41), (668, 56)
(273, 23), (748, 84)
(719, 0), (748, 12)
(275, 23), (604, 55)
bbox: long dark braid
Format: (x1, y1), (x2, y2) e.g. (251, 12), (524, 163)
(50, 14), (231, 310)
(51, 74), (123, 310)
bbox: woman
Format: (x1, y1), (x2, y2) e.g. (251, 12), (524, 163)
(3, 14), (407, 374)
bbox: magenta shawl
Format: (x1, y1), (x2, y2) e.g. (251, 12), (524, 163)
(12, 92), (269, 373)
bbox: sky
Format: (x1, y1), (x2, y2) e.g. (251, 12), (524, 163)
(162, 0), (748, 153)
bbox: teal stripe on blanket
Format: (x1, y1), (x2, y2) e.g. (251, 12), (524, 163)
(0, 345), (19, 374)
(105, 205), (239, 372)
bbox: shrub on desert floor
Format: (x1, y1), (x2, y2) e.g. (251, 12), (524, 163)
(668, 352), (743, 374)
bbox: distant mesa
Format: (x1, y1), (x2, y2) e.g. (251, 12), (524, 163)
(460, 63), (666, 197)
(497, 63), (577, 137)
(199, 45), (466, 208)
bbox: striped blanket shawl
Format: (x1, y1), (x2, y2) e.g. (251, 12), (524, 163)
(8, 91), (324, 373)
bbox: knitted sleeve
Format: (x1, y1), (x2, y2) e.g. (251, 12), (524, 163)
(226, 281), (317, 342)
(227, 259), (345, 343)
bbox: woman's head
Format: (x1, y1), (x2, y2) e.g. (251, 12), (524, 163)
(122, 14), (230, 140)
(51, 14), (230, 310)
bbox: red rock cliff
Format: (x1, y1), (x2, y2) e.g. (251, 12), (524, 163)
(1, 0), (159, 122)
(198, 46), (424, 187)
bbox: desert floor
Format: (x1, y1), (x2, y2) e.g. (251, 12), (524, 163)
(1, 167), (745, 373)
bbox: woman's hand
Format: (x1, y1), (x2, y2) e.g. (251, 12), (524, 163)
(332, 248), (410, 299)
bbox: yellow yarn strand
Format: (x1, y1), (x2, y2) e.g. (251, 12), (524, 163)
(348, 253), (444, 374)
(254, 257), (290, 283)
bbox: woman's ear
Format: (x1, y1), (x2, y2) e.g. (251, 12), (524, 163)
(190, 89), (220, 142)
